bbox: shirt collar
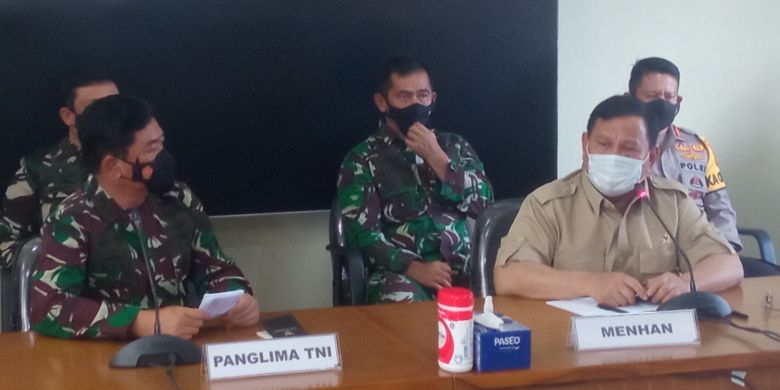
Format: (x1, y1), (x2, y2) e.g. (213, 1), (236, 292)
(656, 124), (684, 150)
(580, 169), (605, 215)
(671, 124), (683, 140)
(84, 175), (139, 224)
(58, 137), (81, 157)
(375, 119), (409, 150)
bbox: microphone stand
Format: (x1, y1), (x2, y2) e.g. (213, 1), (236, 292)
(110, 209), (201, 368)
(636, 186), (733, 320)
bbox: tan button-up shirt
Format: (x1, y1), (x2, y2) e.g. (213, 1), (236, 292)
(496, 170), (734, 283)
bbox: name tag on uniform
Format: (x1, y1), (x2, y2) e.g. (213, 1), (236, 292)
(204, 333), (342, 381)
(570, 310), (699, 351)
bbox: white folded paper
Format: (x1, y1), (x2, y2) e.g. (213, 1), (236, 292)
(199, 289), (244, 318)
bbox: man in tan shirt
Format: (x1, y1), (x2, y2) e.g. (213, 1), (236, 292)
(494, 95), (743, 306)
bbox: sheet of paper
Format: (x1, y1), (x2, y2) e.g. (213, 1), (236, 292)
(199, 289), (244, 318)
(546, 297), (658, 316)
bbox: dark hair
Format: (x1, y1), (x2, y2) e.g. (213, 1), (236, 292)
(586, 95), (661, 146)
(375, 56), (433, 95)
(628, 57), (680, 96)
(60, 71), (115, 109)
(77, 95), (154, 174)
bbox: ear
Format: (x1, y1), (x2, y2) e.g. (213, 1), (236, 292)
(676, 95), (683, 105)
(100, 154), (122, 179)
(581, 131), (590, 168)
(647, 146), (659, 165)
(642, 147), (659, 177)
(373, 92), (388, 114)
(59, 106), (76, 128)
(431, 91), (438, 104)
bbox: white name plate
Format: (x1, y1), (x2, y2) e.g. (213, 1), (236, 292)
(570, 309), (700, 351)
(204, 333), (342, 381)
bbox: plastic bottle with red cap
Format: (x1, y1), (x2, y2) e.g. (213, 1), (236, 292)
(437, 287), (474, 372)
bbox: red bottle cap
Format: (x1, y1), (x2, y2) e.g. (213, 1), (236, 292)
(437, 287), (474, 307)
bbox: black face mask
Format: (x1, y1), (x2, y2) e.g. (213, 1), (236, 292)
(125, 149), (176, 194)
(647, 99), (680, 131)
(386, 102), (433, 135)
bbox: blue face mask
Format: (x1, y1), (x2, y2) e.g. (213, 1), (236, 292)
(587, 153), (645, 197)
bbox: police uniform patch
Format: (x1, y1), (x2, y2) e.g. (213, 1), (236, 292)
(680, 151), (706, 161)
(689, 176), (704, 189)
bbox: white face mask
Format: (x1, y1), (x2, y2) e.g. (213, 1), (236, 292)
(587, 153), (645, 197)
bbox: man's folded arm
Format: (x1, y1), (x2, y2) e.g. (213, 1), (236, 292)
(676, 191), (743, 293)
(190, 227), (253, 294)
(688, 254), (743, 293)
(186, 189), (253, 295)
(439, 136), (493, 218)
(495, 260), (596, 299)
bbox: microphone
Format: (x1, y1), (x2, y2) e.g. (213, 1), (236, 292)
(635, 185), (733, 320)
(109, 209), (201, 368)
(635, 187), (696, 293)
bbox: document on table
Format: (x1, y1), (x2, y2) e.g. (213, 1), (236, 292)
(199, 289), (244, 318)
(546, 297), (658, 316)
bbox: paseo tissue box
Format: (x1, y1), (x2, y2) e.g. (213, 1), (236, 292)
(473, 312), (531, 372)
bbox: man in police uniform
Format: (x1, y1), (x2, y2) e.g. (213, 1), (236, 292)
(628, 57), (776, 276)
(0, 72), (119, 267)
(494, 96), (743, 306)
(337, 56), (493, 303)
(628, 58), (739, 245)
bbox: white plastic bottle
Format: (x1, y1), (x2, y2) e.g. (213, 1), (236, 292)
(437, 287), (474, 372)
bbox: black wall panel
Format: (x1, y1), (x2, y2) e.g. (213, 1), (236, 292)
(0, 1), (557, 215)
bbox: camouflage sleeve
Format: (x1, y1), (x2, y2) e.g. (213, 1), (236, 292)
(30, 209), (141, 339)
(180, 186), (253, 297)
(439, 135), (494, 218)
(337, 146), (420, 273)
(0, 158), (41, 268)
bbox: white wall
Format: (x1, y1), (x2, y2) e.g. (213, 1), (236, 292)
(211, 211), (331, 312)
(558, 0), (780, 256)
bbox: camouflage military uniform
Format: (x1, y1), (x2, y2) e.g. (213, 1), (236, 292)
(30, 176), (252, 339)
(653, 125), (742, 250)
(1, 138), (86, 267)
(337, 121), (493, 304)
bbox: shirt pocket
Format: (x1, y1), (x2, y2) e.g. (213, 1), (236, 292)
(380, 187), (427, 222)
(87, 227), (139, 294)
(372, 152), (428, 222)
(639, 246), (678, 276)
(553, 250), (605, 273)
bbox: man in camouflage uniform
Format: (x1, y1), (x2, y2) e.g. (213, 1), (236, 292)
(30, 95), (259, 339)
(337, 56), (493, 304)
(0, 73), (119, 268)
(628, 57), (778, 276)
